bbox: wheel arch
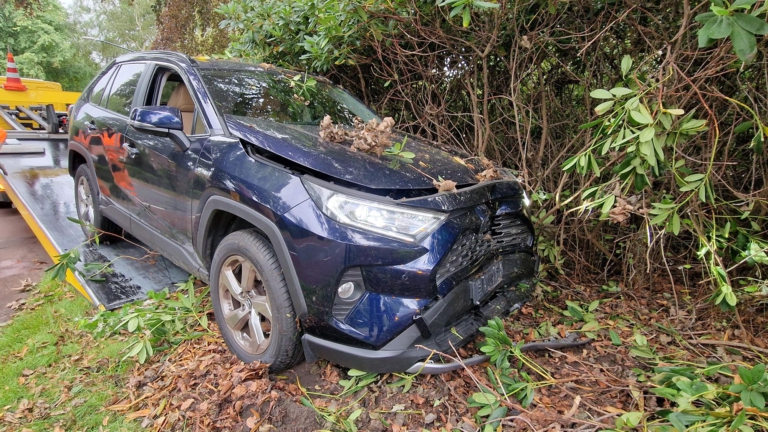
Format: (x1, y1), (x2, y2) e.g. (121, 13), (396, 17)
(67, 141), (95, 178)
(198, 196), (307, 318)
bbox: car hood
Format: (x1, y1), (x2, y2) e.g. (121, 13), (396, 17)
(225, 115), (483, 190)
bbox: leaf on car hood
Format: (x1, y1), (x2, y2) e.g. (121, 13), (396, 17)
(433, 178), (457, 192)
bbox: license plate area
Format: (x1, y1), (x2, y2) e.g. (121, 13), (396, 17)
(470, 260), (504, 305)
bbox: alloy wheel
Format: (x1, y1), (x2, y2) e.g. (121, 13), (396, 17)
(218, 255), (273, 355)
(76, 176), (94, 225)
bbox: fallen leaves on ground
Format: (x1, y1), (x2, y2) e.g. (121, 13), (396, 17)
(108, 330), (316, 431)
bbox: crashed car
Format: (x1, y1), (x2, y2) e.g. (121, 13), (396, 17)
(67, 51), (537, 373)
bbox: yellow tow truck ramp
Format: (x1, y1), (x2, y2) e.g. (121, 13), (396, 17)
(1, 52), (191, 310)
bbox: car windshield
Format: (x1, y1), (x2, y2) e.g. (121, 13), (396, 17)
(199, 68), (380, 126)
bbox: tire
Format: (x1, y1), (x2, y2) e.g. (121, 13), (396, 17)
(210, 229), (303, 372)
(73, 164), (120, 240)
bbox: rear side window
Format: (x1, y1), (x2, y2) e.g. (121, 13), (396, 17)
(104, 63), (145, 116)
(89, 69), (115, 106)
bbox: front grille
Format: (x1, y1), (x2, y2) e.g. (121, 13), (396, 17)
(436, 212), (532, 284)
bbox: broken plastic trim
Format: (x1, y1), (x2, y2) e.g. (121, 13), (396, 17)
(405, 333), (592, 375)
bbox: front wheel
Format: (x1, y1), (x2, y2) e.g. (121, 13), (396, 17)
(210, 229), (302, 372)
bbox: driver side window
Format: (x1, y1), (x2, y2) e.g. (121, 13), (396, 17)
(146, 67), (208, 136)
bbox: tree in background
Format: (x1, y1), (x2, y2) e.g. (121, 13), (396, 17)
(72, 0), (157, 63)
(0, 0), (100, 91)
(152, 0), (230, 55)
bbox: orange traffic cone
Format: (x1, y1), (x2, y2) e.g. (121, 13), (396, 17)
(3, 51), (27, 91)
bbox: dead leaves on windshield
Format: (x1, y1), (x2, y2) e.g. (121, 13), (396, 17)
(319, 115), (396, 157)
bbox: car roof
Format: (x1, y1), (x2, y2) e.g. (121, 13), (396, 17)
(113, 51), (330, 83)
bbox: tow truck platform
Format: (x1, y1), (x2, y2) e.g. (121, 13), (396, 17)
(0, 139), (190, 309)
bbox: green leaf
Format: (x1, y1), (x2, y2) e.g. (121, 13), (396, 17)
(125, 341), (143, 358)
(665, 108), (685, 116)
(671, 212), (681, 235)
(742, 389), (754, 406)
(594, 101), (614, 115)
(347, 368), (369, 377)
(601, 194), (615, 215)
(471, 392), (497, 405)
(734, 121), (754, 134)
(699, 16), (719, 47)
(699, 30), (716, 48)
(620, 55), (633, 77)
(609, 87), (633, 97)
(590, 89), (614, 99)
(609, 330), (622, 346)
(620, 412), (642, 428)
(750, 363), (765, 385)
(579, 119), (603, 129)
(127, 317), (139, 332)
(732, 0), (758, 8)
(684, 173), (705, 182)
(630, 110), (652, 125)
(695, 12), (716, 23)
(473, 0), (500, 9)
(680, 119), (707, 131)
(733, 12), (768, 35)
(709, 16), (734, 39)
(588, 300), (600, 312)
(348, 408), (363, 423)
(731, 410), (747, 430)
(730, 23), (758, 62)
(639, 127), (655, 142)
(462, 6), (470, 27)
(67, 216), (85, 225)
(751, 390), (765, 409)
(669, 412), (705, 432)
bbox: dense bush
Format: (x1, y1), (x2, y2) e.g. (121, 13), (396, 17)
(213, 1), (768, 310)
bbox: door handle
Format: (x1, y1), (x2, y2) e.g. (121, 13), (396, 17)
(122, 143), (139, 157)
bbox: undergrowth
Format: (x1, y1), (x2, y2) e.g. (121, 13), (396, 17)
(77, 277), (212, 364)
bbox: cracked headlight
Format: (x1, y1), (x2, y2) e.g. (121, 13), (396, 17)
(303, 179), (446, 242)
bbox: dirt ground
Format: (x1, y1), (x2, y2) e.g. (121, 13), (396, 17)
(0, 206), (52, 323)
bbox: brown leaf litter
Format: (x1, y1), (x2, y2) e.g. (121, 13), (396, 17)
(319, 115), (396, 157)
(107, 330), (316, 431)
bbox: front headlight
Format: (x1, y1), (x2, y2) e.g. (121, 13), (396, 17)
(303, 179), (446, 242)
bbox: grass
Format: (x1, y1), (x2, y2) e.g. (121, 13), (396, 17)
(0, 276), (140, 431)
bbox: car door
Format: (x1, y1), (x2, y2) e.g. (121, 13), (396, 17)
(121, 63), (208, 253)
(81, 62), (147, 217)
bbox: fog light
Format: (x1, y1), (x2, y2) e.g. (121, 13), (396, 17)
(337, 282), (356, 299)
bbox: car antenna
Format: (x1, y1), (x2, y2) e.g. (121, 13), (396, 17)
(81, 37), (135, 52)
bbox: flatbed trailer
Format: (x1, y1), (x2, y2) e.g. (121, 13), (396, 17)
(0, 139), (189, 309)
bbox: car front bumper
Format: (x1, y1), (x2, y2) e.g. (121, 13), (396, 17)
(301, 252), (537, 373)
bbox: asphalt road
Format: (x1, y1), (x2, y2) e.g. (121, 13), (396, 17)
(0, 205), (52, 323)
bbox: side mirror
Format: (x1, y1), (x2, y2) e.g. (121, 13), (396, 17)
(129, 106), (189, 151)
(130, 106), (183, 131)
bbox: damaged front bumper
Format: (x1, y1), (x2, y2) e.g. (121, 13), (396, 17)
(301, 253), (538, 374)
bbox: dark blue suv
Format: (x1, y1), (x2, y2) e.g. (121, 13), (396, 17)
(67, 51), (537, 373)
